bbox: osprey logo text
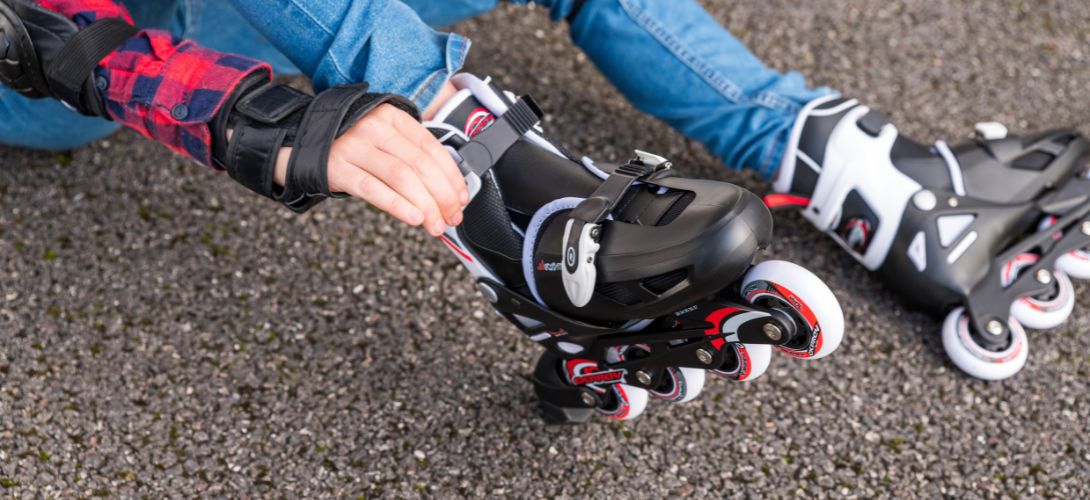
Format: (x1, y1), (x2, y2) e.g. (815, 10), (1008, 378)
(571, 369), (625, 386)
(464, 108), (495, 138)
(537, 260), (562, 272)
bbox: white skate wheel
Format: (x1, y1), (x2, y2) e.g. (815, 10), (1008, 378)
(712, 342), (772, 382)
(1057, 250), (1090, 280)
(941, 307), (1028, 380)
(740, 260), (845, 359)
(1035, 216), (1090, 280)
(601, 384), (648, 420)
(1002, 254), (1075, 330)
(652, 367), (706, 403)
(564, 357), (649, 420)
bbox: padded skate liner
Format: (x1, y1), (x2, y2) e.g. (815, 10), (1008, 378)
(462, 173), (524, 259)
(522, 197), (584, 306)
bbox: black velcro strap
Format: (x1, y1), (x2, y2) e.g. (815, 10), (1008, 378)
(456, 95), (543, 177)
(280, 85), (376, 212)
(570, 162), (657, 223)
(45, 17), (137, 107)
(235, 83), (311, 126)
(225, 124), (288, 200)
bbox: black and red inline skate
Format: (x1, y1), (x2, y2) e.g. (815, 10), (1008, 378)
(427, 74), (844, 422)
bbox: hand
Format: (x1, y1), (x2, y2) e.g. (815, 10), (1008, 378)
(274, 103), (469, 236)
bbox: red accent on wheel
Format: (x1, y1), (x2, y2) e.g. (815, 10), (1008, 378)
(736, 345), (753, 379)
(749, 283), (824, 359)
(763, 194), (811, 209)
(703, 307), (742, 350)
(440, 235), (474, 263)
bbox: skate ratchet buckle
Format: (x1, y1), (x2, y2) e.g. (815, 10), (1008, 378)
(449, 95), (544, 200)
(561, 151), (672, 307)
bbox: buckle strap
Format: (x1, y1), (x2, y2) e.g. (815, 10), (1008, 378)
(561, 150), (672, 307)
(455, 95), (543, 177)
(570, 150), (671, 224)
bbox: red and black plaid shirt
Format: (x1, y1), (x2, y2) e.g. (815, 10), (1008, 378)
(37, 0), (271, 168)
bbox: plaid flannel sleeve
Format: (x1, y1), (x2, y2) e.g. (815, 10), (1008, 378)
(36, 0), (272, 168)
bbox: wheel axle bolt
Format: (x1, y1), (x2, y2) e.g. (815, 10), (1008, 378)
(696, 348), (715, 366)
(580, 391), (597, 407)
(985, 320), (1005, 336)
(635, 370), (653, 386)
(1081, 221), (1090, 236)
(1035, 268), (1053, 285)
(762, 323), (784, 342)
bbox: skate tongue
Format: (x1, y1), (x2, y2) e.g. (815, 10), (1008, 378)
(431, 88), (497, 139)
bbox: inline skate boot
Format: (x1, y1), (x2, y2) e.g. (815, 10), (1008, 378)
(770, 95), (1090, 380)
(427, 74), (844, 423)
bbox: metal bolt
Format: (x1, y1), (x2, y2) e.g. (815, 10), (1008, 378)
(1035, 268), (1053, 285)
(580, 391), (597, 407)
(762, 322), (784, 342)
(696, 348), (715, 365)
(948, 197), (959, 208)
(985, 320), (1005, 336)
(636, 370), (653, 386)
(1081, 221), (1090, 236)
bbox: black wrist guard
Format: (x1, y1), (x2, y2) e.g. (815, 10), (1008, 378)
(0, 0), (136, 117)
(211, 75), (420, 213)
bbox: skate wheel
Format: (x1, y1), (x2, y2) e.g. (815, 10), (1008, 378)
(712, 342), (772, 381)
(1002, 254), (1075, 330)
(602, 384), (649, 420)
(651, 367), (706, 403)
(941, 307), (1028, 380)
(740, 260), (845, 359)
(563, 358), (648, 420)
(1036, 216), (1090, 280)
(1057, 250), (1090, 280)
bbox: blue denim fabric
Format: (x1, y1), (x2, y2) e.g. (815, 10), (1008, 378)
(1, 0), (828, 177)
(0, 0), (467, 151)
(386, 0), (833, 176)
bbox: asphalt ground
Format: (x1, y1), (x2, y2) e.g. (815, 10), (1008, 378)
(2, 0), (1090, 497)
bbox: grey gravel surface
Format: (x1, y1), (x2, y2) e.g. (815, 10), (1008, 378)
(3, 0), (1090, 497)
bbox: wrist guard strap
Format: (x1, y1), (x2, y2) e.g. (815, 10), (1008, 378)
(0, 0), (136, 117)
(213, 78), (419, 213)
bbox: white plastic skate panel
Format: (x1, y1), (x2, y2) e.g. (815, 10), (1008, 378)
(937, 214), (976, 248)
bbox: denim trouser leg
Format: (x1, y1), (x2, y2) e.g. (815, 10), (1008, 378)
(511, 0), (831, 178)
(395, 0), (833, 178)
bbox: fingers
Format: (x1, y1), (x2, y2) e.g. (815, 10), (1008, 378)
(372, 121), (464, 226)
(325, 103), (474, 237)
(334, 142), (449, 236)
(387, 107), (470, 206)
(327, 164), (424, 228)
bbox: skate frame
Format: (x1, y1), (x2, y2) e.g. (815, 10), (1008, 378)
(964, 178), (1090, 349)
(478, 277), (803, 410)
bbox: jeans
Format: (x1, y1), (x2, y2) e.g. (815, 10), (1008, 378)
(0, 0), (829, 177)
